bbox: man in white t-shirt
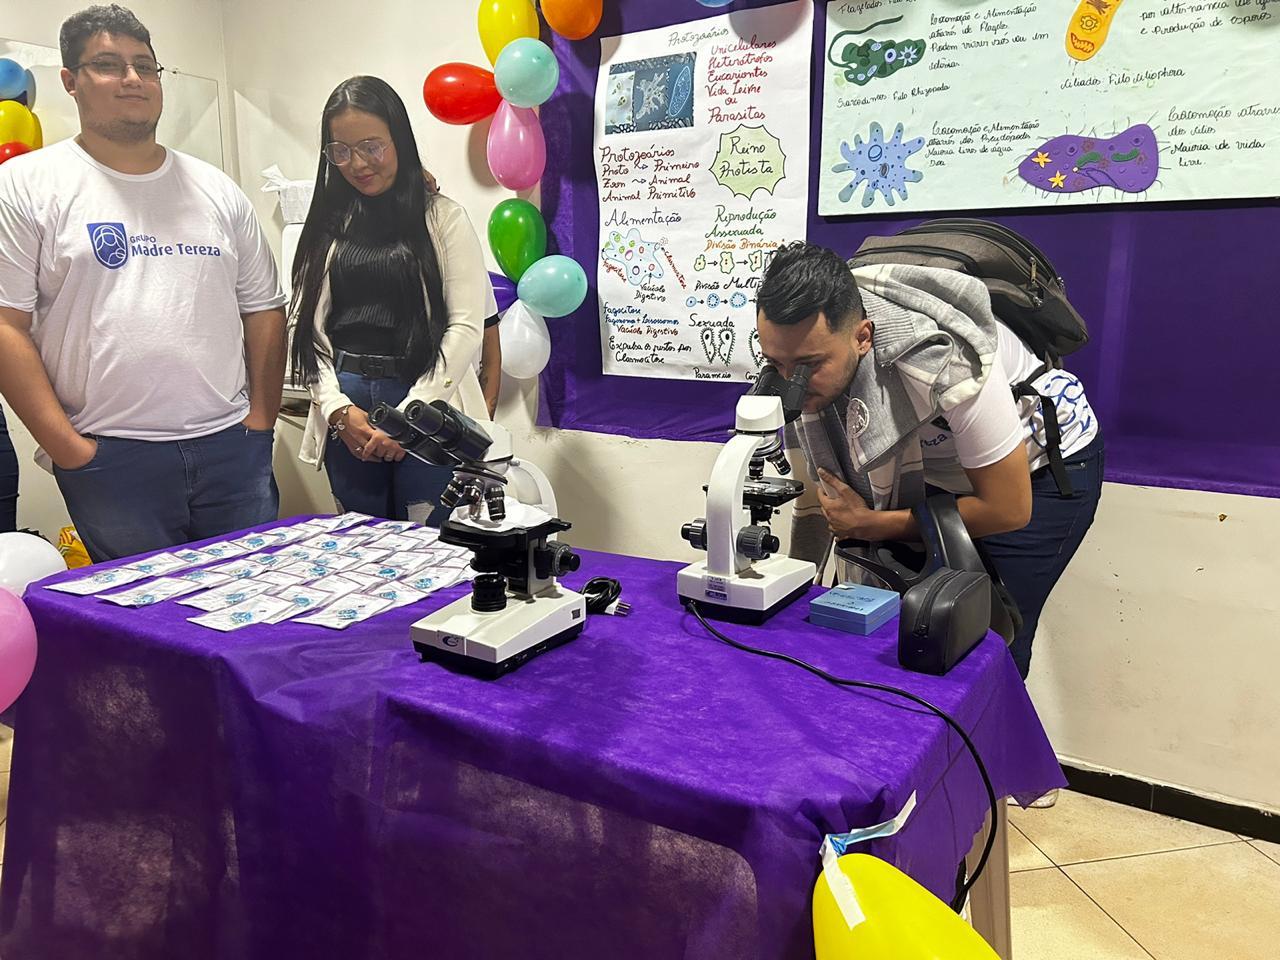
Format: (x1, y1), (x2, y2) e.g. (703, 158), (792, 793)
(756, 242), (1104, 683)
(0, 5), (287, 562)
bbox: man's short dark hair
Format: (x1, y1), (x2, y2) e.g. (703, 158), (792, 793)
(756, 241), (863, 331)
(60, 4), (155, 69)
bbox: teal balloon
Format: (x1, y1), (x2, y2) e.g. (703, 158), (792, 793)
(0, 59), (25, 101)
(517, 255), (588, 318)
(494, 38), (560, 108)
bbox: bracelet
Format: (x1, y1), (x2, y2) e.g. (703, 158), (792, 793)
(328, 404), (352, 438)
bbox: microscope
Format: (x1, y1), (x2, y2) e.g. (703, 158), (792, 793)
(369, 399), (586, 678)
(677, 365), (818, 623)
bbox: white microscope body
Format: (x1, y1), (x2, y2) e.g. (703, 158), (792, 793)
(677, 384), (817, 623)
(369, 401), (586, 678)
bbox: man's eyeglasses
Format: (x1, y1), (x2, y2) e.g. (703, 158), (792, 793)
(72, 57), (164, 82)
(323, 139), (388, 166)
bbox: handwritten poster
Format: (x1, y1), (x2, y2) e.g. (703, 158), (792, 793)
(594, 0), (813, 382)
(819, 0), (1280, 216)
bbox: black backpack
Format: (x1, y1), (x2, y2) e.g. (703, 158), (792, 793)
(848, 218), (1089, 496)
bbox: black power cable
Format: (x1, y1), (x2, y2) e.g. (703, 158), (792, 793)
(685, 600), (997, 912)
(582, 577), (629, 616)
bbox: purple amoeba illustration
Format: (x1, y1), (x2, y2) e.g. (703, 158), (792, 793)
(602, 228), (666, 288)
(832, 121), (925, 208)
(1018, 123), (1158, 195)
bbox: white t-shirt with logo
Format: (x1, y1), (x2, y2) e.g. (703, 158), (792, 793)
(920, 321), (1099, 494)
(0, 139), (285, 456)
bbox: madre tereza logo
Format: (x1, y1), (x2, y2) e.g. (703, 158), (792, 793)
(86, 222), (223, 270)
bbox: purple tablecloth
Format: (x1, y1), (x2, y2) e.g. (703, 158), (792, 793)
(1, 518), (1062, 959)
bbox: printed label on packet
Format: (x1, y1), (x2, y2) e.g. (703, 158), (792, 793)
(44, 566), (152, 595)
(266, 525), (313, 545)
(397, 569), (464, 594)
(391, 553), (443, 575)
(244, 552), (287, 569)
(280, 561), (335, 582)
(295, 593), (393, 629)
(189, 594), (293, 631)
(354, 562), (411, 582)
(275, 546), (321, 563)
(369, 582), (429, 610)
(100, 576), (205, 606)
(207, 560), (260, 580)
(370, 533), (421, 553)
(178, 579), (273, 611)
(256, 570), (306, 587)
(123, 552), (195, 577)
(232, 531), (287, 551)
(371, 520), (419, 535)
(310, 553), (363, 572)
(341, 546), (393, 564)
(263, 585), (333, 623)
(308, 574), (368, 598)
(197, 540), (250, 561)
(172, 548), (212, 566)
(176, 569), (234, 588)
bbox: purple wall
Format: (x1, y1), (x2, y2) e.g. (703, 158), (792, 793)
(535, 0), (1280, 498)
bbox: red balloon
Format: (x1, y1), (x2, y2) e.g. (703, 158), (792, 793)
(423, 63), (502, 125)
(0, 141), (31, 165)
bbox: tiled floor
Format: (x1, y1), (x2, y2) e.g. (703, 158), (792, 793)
(0, 724), (1275, 958)
(1010, 790), (1280, 959)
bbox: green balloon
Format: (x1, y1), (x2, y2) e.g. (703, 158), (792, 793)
(488, 198), (547, 282)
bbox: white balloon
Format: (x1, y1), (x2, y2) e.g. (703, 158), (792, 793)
(498, 300), (552, 380)
(0, 532), (67, 596)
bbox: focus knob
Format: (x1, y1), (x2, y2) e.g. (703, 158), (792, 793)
(681, 519), (708, 551)
(536, 541), (580, 580)
(736, 525), (779, 560)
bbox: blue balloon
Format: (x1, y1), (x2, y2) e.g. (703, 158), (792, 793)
(22, 69), (36, 109)
(494, 38), (560, 109)
(0, 59), (25, 101)
(517, 255), (588, 319)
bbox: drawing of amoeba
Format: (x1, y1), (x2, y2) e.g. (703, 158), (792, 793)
(602, 228), (666, 287)
(635, 74), (668, 119)
(832, 121), (925, 208)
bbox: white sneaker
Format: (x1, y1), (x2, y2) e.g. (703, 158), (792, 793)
(1028, 788), (1060, 809)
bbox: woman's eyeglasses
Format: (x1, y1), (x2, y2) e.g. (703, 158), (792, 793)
(322, 139), (388, 166)
(72, 57), (164, 82)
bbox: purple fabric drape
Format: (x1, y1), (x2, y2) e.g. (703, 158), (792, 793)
(1, 517), (1062, 959)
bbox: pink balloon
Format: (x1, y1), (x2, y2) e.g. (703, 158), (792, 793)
(0, 588), (37, 713)
(487, 101), (546, 191)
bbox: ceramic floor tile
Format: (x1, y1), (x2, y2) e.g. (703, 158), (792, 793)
(1066, 843), (1280, 960)
(1011, 866), (1153, 959)
(1249, 839), (1280, 867)
(0, 724), (11, 772)
(1010, 790), (1237, 866)
(0, 817), (5, 864)
(1009, 822), (1054, 873)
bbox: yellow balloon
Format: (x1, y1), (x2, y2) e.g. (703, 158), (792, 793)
(813, 854), (1000, 960)
(0, 101), (41, 149)
(477, 0), (541, 66)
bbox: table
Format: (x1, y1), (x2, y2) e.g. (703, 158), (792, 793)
(0, 519), (1063, 959)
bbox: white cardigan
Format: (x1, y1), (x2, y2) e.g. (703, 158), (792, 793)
(298, 194), (493, 468)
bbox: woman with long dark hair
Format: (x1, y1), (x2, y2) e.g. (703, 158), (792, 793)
(292, 76), (494, 522)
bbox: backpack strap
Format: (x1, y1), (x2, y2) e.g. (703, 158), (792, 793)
(1012, 363), (1074, 498)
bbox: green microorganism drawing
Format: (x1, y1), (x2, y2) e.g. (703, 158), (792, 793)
(828, 33), (927, 87)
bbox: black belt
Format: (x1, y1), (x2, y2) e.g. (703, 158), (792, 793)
(334, 350), (404, 379)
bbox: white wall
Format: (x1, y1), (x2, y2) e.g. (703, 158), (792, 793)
(4, 0), (1277, 814)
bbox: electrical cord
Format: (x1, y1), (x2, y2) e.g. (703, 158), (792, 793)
(685, 599), (997, 912)
(582, 577), (630, 616)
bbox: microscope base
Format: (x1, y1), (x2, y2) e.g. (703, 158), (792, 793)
(676, 555), (817, 625)
(411, 586), (587, 679)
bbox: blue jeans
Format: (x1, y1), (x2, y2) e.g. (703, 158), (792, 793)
(0, 405), (17, 533)
(979, 434), (1106, 679)
(53, 423), (279, 563)
(324, 373), (453, 525)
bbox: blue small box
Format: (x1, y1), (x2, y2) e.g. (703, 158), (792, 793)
(809, 583), (901, 635)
